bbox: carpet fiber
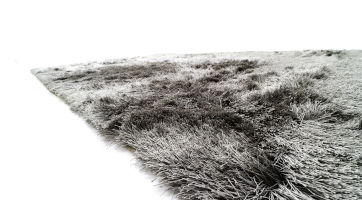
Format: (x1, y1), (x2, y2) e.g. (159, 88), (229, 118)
(32, 50), (361, 200)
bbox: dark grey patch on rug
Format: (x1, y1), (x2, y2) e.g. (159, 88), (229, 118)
(32, 50), (362, 200)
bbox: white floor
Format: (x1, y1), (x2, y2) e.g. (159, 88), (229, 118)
(0, 60), (174, 200)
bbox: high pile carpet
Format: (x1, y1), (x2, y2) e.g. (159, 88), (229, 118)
(32, 50), (361, 200)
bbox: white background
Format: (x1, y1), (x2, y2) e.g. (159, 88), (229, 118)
(0, 0), (361, 199)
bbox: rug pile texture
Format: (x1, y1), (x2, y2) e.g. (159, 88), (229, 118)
(32, 50), (362, 200)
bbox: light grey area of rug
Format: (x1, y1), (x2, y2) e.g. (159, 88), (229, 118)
(32, 50), (361, 200)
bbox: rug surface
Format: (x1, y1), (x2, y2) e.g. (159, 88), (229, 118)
(32, 50), (361, 200)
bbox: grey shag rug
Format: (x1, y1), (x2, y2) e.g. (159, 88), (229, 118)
(32, 50), (361, 200)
